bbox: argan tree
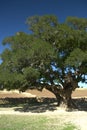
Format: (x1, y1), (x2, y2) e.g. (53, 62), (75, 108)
(0, 15), (87, 108)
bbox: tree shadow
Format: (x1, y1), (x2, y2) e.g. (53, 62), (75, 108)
(15, 103), (57, 113)
(72, 98), (87, 111)
(0, 97), (87, 113)
(0, 97), (57, 113)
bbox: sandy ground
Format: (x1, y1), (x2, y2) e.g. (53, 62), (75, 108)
(0, 88), (87, 98)
(0, 88), (87, 130)
(28, 88), (87, 98)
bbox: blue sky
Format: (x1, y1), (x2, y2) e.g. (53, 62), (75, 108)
(0, 0), (87, 87)
(0, 0), (87, 54)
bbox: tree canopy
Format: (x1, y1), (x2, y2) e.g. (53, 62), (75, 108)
(0, 15), (87, 108)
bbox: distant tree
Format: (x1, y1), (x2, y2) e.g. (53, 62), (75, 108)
(0, 15), (87, 108)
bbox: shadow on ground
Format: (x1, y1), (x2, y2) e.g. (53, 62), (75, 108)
(0, 97), (87, 113)
(0, 97), (57, 113)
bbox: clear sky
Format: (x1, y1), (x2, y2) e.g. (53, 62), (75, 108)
(0, 0), (87, 87)
(0, 0), (87, 53)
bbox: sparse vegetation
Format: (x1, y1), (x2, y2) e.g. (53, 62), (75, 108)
(0, 115), (79, 130)
(62, 123), (79, 130)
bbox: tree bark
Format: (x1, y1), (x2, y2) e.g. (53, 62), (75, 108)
(55, 89), (78, 109)
(46, 85), (77, 109)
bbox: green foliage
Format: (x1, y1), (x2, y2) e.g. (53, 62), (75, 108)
(0, 15), (87, 91)
(66, 16), (87, 30)
(65, 48), (86, 67)
(26, 15), (58, 39)
(23, 67), (40, 81)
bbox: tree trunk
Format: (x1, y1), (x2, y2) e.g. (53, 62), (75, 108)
(46, 84), (77, 109)
(54, 89), (77, 109)
(46, 85), (77, 109)
(55, 93), (63, 106)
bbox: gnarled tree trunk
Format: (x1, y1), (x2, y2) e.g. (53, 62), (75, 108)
(46, 86), (77, 109)
(45, 74), (78, 109)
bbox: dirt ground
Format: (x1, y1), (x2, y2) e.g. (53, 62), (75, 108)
(28, 88), (87, 98)
(0, 88), (87, 98)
